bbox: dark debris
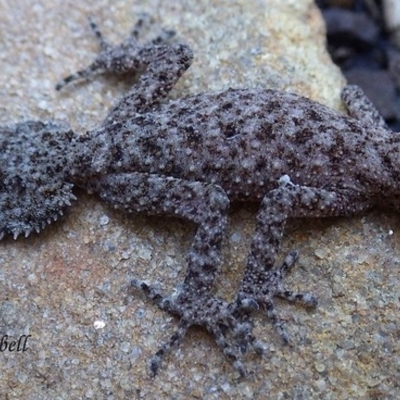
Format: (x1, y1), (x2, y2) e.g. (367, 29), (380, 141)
(316, 0), (400, 131)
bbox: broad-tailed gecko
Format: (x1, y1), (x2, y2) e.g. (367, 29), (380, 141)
(1, 16), (397, 376)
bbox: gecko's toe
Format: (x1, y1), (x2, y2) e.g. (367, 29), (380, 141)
(235, 250), (318, 346)
(149, 355), (161, 377)
(130, 278), (263, 375)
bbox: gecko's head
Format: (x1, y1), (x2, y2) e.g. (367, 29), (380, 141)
(0, 121), (77, 240)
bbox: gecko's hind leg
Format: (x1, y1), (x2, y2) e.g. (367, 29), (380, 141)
(85, 173), (260, 374)
(56, 16), (179, 91)
(131, 278), (250, 376)
(56, 17), (193, 123)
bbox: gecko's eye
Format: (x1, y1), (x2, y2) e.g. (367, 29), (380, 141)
(0, 121), (77, 240)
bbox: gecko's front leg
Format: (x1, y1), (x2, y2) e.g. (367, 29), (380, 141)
(233, 179), (373, 347)
(341, 85), (388, 129)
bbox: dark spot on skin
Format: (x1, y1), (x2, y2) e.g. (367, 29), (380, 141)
(222, 102), (233, 110)
(221, 122), (238, 138)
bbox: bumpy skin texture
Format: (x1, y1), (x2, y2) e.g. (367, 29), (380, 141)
(2, 17), (400, 376)
(0, 121), (77, 239)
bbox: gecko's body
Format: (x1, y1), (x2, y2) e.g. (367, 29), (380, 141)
(1, 18), (398, 376)
(77, 88), (398, 201)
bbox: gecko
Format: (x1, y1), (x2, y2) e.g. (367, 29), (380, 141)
(1, 16), (398, 376)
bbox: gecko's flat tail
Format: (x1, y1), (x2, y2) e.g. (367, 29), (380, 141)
(0, 121), (77, 240)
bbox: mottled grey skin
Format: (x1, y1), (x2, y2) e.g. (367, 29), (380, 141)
(1, 17), (399, 376)
(0, 121), (76, 239)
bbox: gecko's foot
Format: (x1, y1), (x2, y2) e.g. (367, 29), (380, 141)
(235, 250), (318, 346)
(56, 16), (176, 90)
(131, 278), (265, 376)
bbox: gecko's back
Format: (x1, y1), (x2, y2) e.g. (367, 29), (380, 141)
(98, 88), (393, 201)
